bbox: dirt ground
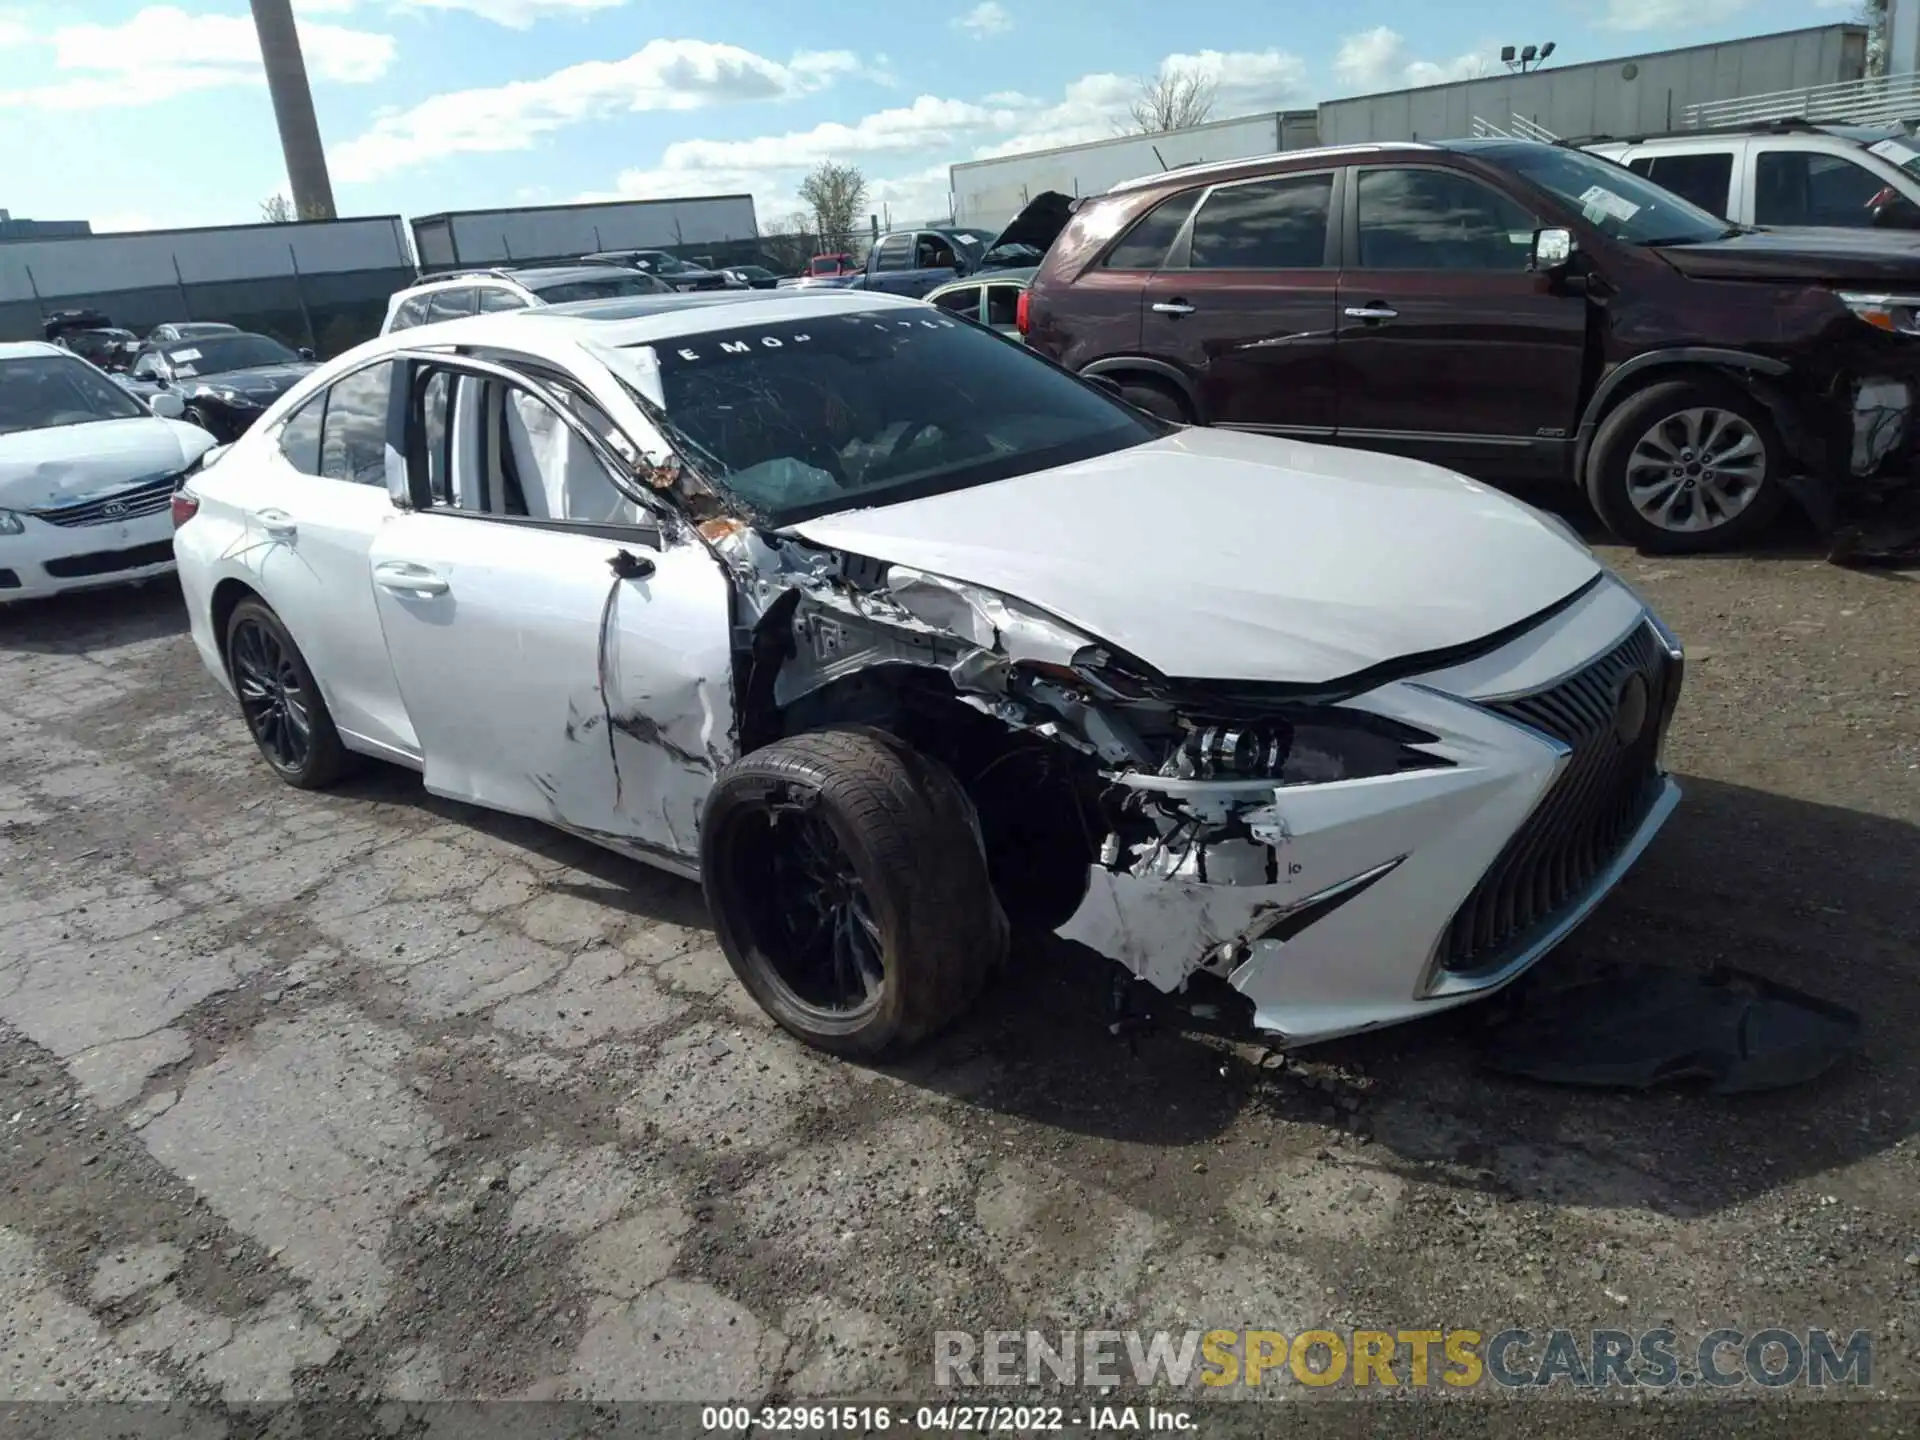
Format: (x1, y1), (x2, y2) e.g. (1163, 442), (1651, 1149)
(0, 527), (1915, 1434)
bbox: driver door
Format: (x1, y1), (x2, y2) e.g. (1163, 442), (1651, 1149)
(367, 352), (736, 867)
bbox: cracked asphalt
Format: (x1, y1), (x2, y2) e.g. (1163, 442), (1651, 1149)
(0, 535), (1916, 1426)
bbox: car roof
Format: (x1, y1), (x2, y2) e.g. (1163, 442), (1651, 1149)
(380, 289), (924, 352)
(1107, 141), (1439, 195)
(0, 340), (71, 360)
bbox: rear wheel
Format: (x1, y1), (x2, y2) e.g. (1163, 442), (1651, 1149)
(224, 598), (351, 789)
(182, 406), (222, 441)
(1585, 378), (1789, 553)
(700, 728), (1006, 1058)
(1114, 377), (1192, 424)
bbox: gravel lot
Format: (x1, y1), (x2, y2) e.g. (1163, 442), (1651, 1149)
(0, 526), (1915, 1431)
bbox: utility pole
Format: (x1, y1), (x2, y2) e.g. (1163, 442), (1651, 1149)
(249, 0), (337, 220)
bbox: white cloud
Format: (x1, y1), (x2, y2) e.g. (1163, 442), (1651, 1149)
(0, 5), (394, 110)
(1596, 0), (1748, 27)
(600, 46), (1311, 227)
(1333, 26), (1487, 94)
(389, 0), (626, 26)
(331, 40), (860, 181)
(0, 17), (31, 46)
(955, 2), (1011, 39)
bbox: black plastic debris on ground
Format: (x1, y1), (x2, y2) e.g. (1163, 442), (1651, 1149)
(1478, 963), (1861, 1094)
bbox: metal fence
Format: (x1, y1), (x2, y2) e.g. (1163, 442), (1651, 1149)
(1683, 71), (1920, 129)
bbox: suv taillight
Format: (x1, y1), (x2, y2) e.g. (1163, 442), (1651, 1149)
(1016, 290), (1031, 337)
(171, 489), (200, 528)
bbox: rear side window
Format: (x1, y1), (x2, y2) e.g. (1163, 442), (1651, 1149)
(477, 287), (527, 312)
(986, 285), (1022, 328)
(318, 362), (393, 487)
(277, 394), (324, 475)
(932, 285), (980, 316)
(1102, 190), (1201, 270)
(1189, 174), (1332, 269)
(427, 288), (477, 322)
(1642, 152), (1735, 217)
(1755, 149), (1889, 227)
(1354, 168), (1537, 270)
(873, 235), (912, 272)
(390, 295), (430, 331)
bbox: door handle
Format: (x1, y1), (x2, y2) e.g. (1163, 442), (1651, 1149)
(1152, 300), (1197, 316)
(373, 561), (450, 597)
(1344, 305), (1399, 322)
(253, 508), (298, 540)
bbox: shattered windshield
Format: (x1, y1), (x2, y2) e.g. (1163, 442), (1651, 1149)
(0, 354), (147, 434)
(621, 309), (1160, 524)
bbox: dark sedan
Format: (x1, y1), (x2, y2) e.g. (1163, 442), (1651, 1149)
(122, 332), (317, 442)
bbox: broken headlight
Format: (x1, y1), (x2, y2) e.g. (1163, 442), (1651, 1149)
(1165, 708), (1446, 784)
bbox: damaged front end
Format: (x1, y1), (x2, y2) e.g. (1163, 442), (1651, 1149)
(701, 520), (1685, 1048)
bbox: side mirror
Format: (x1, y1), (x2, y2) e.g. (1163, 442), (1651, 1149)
(149, 392), (186, 419)
(298, 346), (316, 360)
(1530, 226), (1575, 272)
(1873, 197), (1920, 230)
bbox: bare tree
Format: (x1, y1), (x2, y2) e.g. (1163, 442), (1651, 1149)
(798, 161), (869, 251)
(260, 193), (295, 223)
(1857, 0), (1890, 76)
(759, 212), (819, 273)
(1121, 65), (1217, 135)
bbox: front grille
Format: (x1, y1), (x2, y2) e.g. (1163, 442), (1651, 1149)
(1440, 622), (1676, 975)
(29, 475), (178, 529)
(42, 539), (176, 579)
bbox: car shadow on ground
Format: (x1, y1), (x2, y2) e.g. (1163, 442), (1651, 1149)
(883, 771), (1918, 1217)
(0, 578), (191, 652)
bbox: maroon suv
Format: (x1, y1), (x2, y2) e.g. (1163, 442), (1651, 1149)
(1023, 139), (1920, 552)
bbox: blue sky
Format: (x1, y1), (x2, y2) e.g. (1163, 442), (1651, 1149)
(0, 0), (1859, 233)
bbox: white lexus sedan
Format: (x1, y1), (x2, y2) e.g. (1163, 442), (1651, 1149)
(2, 342), (216, 601)
(173, 291), (1684, 1057)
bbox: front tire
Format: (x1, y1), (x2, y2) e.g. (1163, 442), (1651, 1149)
(182, 407), (223, 442)
(1585, 378), (1789, 553)
(224, 598), (351, 789)
(700, 728), (1007, 1058)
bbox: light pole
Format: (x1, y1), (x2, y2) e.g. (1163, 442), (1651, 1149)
(249, 0), (337, 220)
(1500, 41), (1558, 74)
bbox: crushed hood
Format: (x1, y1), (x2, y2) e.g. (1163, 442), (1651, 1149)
(789, 428), (1603, 686)
(1655, 228), (1920, 283)
(0, 417), (214, 510)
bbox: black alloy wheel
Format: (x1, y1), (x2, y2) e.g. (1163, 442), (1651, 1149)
(224, 598), (350, 788)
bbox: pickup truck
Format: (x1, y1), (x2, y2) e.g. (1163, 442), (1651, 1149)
(794, 226), (1000, 295)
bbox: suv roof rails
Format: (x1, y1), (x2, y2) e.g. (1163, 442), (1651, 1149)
(1561, 116), (1828, 148)
(415, 265), (518, 282)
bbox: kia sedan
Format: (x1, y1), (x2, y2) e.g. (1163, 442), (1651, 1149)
(172, 291), (1683, 1058)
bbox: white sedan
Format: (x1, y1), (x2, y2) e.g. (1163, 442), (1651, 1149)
(173, 290), (1684, 1057)
(1, 342), (215, 601)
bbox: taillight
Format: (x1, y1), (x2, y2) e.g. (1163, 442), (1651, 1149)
(171, 489), (200, 528)
(1016, 290), (1031, 336)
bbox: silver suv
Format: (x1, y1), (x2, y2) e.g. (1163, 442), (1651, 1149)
(381, 264), (675, 333)
(1584, 120), (1920, 235)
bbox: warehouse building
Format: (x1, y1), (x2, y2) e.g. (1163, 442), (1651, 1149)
(0, 216), (415, 356)
(951, 22), (1869, 229)
(410, 195), (762, 272)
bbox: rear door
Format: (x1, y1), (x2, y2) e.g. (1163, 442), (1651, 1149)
(1624, 146), (1741, 222)
(1040, 187), (1201, 370)
(1139, 168), (1339, 433)
(900, 232), (963, 297)
(366, 353), (734, 865)
(244, 361), (419, 758)
(866, 234), (915, 294)
(1333, 162), (1586, 480)
(929, 283), (983, 321)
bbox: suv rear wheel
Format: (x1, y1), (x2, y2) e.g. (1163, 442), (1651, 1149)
(1586, 378), (1789, 553)
(1113, 376), (1192, 424)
